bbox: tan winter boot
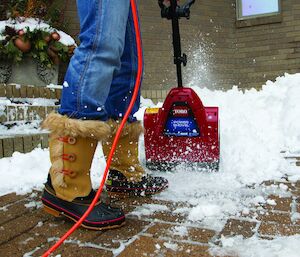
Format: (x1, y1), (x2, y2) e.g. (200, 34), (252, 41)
(41, 113), (125, 230)
(103, 120), (168, 197)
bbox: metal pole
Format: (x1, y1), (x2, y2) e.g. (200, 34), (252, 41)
(170, 0), (183, 88)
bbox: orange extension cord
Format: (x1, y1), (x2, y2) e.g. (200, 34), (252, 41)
(42, 1), (143, 256)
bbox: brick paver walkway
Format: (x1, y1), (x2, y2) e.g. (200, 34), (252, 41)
(0, 180), (299, 257)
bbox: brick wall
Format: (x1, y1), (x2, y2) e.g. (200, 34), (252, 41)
(233, 0), (300, 89)
(63, 0), (80, 39)
(141, 0), (237, 91)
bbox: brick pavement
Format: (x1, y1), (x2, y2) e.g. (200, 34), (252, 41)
(0, 179), (299, 257)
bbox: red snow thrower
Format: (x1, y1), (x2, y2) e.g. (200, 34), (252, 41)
(144, 0), (220, 171)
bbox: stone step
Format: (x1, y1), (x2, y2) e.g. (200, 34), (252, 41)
(0, 104), (59, 123)
(0, 133), (49, 158)
(0, 84), (62, 99)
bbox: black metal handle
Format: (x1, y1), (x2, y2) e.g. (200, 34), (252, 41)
(158, 0), (195, 19)
(178, 0), (195, 19)
(158, 0), (195, 88)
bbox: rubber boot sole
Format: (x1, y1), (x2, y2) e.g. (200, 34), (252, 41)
(43, 204), (125, 231)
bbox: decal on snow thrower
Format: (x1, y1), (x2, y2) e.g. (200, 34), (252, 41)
(164, 103), (200, 137)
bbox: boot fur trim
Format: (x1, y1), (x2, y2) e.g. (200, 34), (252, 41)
(42, 112), (111, 140)
(107, 119), (144, 139)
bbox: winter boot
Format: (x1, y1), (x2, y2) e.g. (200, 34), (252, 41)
(41, 113), (125, 230)
(103, 120), (168, 197)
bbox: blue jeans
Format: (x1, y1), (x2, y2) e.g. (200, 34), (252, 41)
(59, 0), (142, 122)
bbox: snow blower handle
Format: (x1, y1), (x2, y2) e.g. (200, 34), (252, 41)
(158, 0), (195, 88)
(158, 0), (195, 19)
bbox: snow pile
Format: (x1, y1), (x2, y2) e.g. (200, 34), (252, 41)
(210, 235), (300, 257)
(189, 73), (300, 183)
(0, 18), (75, 46)
(0, 149), (50, 196)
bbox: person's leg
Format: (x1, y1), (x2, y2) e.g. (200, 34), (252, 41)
(102, 2), (168, 196)
(104, 3), (141, 122)
(59, 0), (130, 120)
(41, 0), (131, 230)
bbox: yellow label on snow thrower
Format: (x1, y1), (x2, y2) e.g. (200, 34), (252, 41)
(145, 108), (160, 114)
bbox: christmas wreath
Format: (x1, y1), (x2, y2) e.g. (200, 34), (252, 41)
(0, 0), (76, 67)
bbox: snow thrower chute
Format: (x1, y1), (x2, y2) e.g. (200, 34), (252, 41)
(144, 0), (220, 171)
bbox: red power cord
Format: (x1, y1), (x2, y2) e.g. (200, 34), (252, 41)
(42, 0), (143, 256)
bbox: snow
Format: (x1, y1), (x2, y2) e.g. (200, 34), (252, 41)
(210, 235), (300, 257)
(47, 84), (63, 90)
(163, 242), (178, 251)
(63, 81), (69, 88)
(0, 98), (11, 105)
(266, 199), (277, 206)
(0, 121), (44, 136)
(0, 104), (5, 117)
(0, 149), (50, 196)
(129, 203), (169, 218)
(24, 201), (42, 209)
(188, 203), (223, 223)
(0, 18), (75, 46)
(171, 226), (188, 237)
(291, 212), (300, 223)
(25, 98), (57, 106)
(0, 72), (300, 254)
(0, 97), (57, 106)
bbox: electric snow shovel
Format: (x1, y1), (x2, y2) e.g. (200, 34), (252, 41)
(144, 0), (220, 171)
